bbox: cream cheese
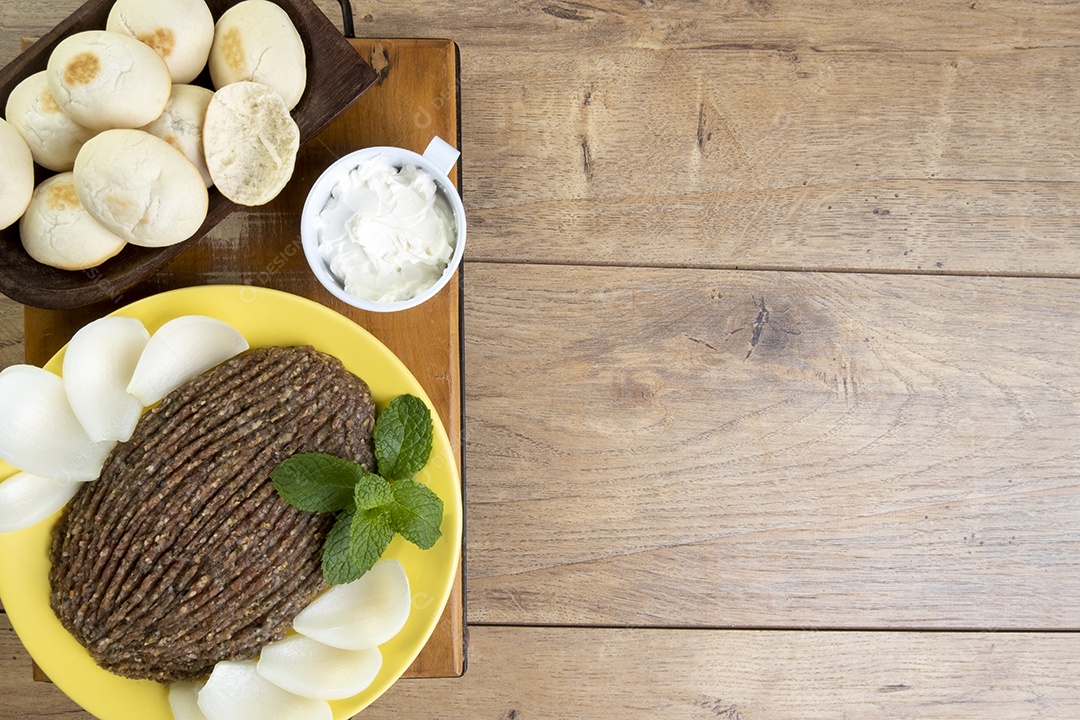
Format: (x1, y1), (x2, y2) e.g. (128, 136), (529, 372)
(316, 160), (457, 304)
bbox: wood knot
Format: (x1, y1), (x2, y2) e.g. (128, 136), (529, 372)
(542, 5), (592, 21)
(747, 0), (774, 15)
(735, 296), (801, 360)
(369, 44), (391, 82)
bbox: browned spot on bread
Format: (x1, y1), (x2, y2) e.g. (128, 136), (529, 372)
(163, 133), (179, 150)
(64, 52), (101, 85)
(104, 195), (138, 225)
(47, 182), (81, 211)
(220, 27), (246, 74)
(40, 89), (61, 113)
(138, 28), (175, 59)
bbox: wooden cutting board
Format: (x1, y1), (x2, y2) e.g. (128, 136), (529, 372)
(23, 38), (466, 681)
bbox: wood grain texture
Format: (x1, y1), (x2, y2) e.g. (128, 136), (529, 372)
(1, 618), (87, 718)
(456, 46), (1080, 274)
(463, 263), (1080, 628)
(8, 619), (1080, 719)
(5, 0), (1080, 61)
(0, 296), (21, 368)
(340, 0), (1080, 53)
(365, 626), (1080, 719)
(3, 2), (1078, 277)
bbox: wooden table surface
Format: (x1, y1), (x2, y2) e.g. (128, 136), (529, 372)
(3, 0), (1080, 718)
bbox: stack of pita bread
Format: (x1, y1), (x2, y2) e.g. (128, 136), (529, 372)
(2, 0), (306, 270)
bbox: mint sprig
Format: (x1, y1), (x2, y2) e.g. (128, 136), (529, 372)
(270, 394), (444, 585)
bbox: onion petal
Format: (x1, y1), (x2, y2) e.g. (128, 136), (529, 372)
(168, 680), (207, 720)
(0, 471), (82, 532)
(127, 315), (249, 405)
(63, 316), (150, 442)
(257, 634), (382, 700)
(0, 365), (114, 481)
(198, 660), (331, 720)
(292, 559), (411, 650)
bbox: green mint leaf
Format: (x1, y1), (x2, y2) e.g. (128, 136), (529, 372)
(271, 452), (364, 513)
(374, 394), (433, 481)
(321, 510), (361, 585)
(353, 469), (395, 510)
(349, 506), (394, 579)
(389, 479), (444, 550)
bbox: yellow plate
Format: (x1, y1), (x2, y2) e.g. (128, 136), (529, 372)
(0, 285), (462, 720)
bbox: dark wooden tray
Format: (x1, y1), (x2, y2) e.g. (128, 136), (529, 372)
(0, 0), (378, 310)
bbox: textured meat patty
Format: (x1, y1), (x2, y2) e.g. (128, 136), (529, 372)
(49, 345), (376, 683)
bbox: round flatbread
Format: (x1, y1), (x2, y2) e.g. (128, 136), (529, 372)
(0, 118), (34, 231)
(5, 71), (95, 172)
(20, 173), (127, 270)
(208, 0), (307, 110)
(203, 81), (299, 206)
(141, 84), (215, 187)
(74, 129), (209, 247)
(107, 0), (215, 84)
(46, 30), (172, 131)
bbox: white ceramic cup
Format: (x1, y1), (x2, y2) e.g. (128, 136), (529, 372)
(300, 136), (466, 312)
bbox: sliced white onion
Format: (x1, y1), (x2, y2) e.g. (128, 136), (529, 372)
(0, 365), (114, 481)
(63, 316), (150, 442)
(198, 661), (332, 720)
(0, 472), (82, 532)
(127, 315), (248, 405)
(257, 634), (382, 700)
(168, 680), (208, 720)
(293, 559), (411, 650)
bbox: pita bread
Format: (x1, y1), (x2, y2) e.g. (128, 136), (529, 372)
(208, 0), (306, 110)
(5, 71), (95, 172)
(0, 118), (34, 231)
(20, 173), (127, 270)
(74, 129), (209, 247)
(141, 84), (215, 187)
(46, 30), (172, 131)
(107, 0), (214, 84)
(202, 81), (299, 206)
